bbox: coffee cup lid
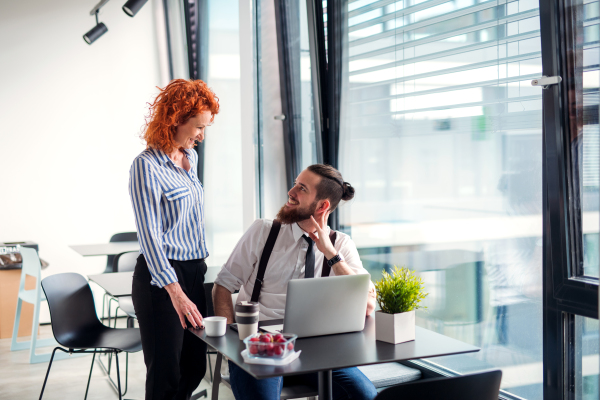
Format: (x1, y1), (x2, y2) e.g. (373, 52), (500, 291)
(235, 301), (259, 313)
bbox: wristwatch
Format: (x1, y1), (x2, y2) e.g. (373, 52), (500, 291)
(327, 252), (344, 267)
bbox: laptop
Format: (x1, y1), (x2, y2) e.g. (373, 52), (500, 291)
(260, 274), (371, 338)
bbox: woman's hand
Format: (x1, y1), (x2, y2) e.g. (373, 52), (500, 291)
(164, 282), (204, 329)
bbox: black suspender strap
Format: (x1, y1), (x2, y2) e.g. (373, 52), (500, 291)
(321, 231), (337, 277)
(250, 220), (281, 303)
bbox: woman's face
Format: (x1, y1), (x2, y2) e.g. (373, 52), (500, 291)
(173, 111), (213, 150)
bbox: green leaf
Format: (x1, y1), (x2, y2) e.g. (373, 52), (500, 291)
(374, 265), (428, 314)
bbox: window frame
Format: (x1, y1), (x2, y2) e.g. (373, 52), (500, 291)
(536, 0), (597, 398)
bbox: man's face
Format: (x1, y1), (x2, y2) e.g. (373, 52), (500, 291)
(276, 169), (322, 224)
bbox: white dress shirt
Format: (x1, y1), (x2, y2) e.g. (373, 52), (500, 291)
(214, 219), (369, 320)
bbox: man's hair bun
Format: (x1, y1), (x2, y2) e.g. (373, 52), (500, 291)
(341, 182), (355, 201)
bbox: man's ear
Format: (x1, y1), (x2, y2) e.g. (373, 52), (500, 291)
(316, 199), (330, 214)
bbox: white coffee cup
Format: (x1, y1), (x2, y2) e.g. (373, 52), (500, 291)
(203, 316), (227, 337)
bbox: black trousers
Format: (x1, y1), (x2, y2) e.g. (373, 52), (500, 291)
(132, 255), (208, 400)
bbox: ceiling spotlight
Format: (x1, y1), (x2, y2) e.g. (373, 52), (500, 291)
(83, 11), (108, 45)
(122, 0), (148, 17)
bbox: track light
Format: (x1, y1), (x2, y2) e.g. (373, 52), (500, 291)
(122, 0), (148, 17)
(83, 11), (108, 45)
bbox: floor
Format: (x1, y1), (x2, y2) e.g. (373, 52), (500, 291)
(0, 321), (236, 400)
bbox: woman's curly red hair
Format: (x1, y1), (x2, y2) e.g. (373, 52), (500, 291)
(143, 79), (220, 154)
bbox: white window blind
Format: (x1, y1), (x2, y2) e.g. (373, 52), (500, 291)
(343, 0), (542, 137)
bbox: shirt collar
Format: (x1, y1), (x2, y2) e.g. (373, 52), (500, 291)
(291, 223), (306, 243)
(291, 222), (330, 243)
(152, 147), (192, 166)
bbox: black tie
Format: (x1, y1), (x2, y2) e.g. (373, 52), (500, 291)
(303, 235), (315, 278)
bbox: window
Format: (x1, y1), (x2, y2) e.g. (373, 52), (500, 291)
(573, 315), (599, 399)
(164, 0), (189, 79)
(202, 0), (245, 264)
(564, 0), (600, 278)
(338, 0), (544, 398)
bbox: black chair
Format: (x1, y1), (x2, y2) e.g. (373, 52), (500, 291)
(101, 232), (137, 326)
(40, 273), (142, 400)
(106, 232), (138, 273)
(374, 369), (502, 400)
(111, 251), (139, 328)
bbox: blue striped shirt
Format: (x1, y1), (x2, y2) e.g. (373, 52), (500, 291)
(129, 147), (208, 288)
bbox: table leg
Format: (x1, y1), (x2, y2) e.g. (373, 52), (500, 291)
(318, 370), (333, 400)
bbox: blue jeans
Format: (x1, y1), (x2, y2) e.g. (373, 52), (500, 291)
(228, 360), (377, 400)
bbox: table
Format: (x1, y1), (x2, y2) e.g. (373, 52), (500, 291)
(88, 267), (221, 297)
(89, 272), (134, 297)
(69, 242), (140, 257)
(188, 316), (479, 400)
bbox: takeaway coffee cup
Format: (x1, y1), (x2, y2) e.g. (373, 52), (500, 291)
(235, 301), (259, 340)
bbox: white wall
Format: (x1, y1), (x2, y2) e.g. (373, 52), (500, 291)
(0, 0), (163, 321)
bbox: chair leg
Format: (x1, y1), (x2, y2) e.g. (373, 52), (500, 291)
(38, 347), (58, 400)
(114, 351), (123, 400)
(10, 298), (24, 351)
(84, 352), (96, 400)
(102, 293), (108, 324)
(29, 297), (41, 363)
(121, 352), (129, 397)
(12, 296), (61, 363)
(107, 297), (112, 327)
(113, 306), (121, 328)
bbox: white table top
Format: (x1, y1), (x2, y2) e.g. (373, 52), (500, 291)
(88, 267), (221, 297)
(69, 242), (140, 257)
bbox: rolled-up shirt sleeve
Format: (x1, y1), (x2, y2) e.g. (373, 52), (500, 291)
(337, 234), (369, 276)
(129, 157), (178, 288)
(214, 219), (268, 293)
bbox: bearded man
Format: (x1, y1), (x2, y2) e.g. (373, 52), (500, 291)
(212, 164), (377, 400)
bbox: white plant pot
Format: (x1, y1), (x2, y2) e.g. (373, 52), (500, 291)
(375, 310), (415, 344)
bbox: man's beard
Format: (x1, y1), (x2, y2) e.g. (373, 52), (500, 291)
(275, 200), (318, 225)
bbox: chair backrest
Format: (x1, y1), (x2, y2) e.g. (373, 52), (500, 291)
(19, 247), (42, 279)
(113, 251), (139, 272)
(41, 273), (103, 346)
(375, 370), (502, 400)
(106, 232), (137, 273)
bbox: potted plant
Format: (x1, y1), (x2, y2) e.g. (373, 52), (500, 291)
(374, 266), (428, 344)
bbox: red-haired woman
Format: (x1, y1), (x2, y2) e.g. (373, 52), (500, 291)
(129, 79), (219, 399)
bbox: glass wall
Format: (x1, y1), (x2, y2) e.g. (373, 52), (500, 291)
(298, 0), (319, 170)
(339, 0), (544, 398)
(202, 0), (245, 265)
(575, 316), (599, 400)
(165, 0), (189, 79)
(566, 0), (600, 278)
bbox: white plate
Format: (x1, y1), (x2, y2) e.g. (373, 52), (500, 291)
(241, 349), (302, 366)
